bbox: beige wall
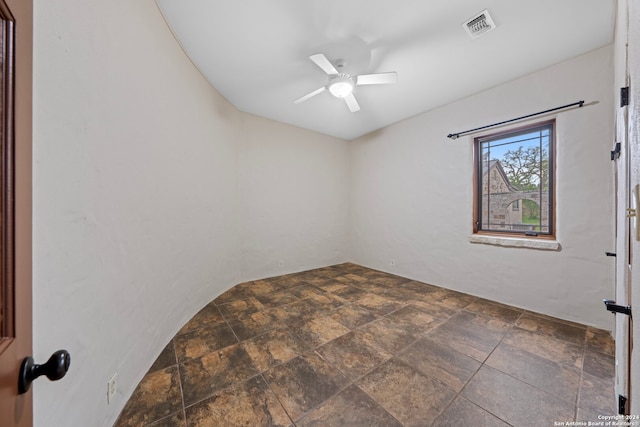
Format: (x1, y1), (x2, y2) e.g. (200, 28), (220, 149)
(238, 114), (349, 281)
(350, 45), (615, 330)
(32, 1), (348, 426)
(31, 0), (621, 425)
(33, 1), (241, 424)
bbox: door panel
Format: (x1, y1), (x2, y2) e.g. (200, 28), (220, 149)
(612, 0), (634, 413)
(0, 0), (32, 425)
(614, 106), (632, 413)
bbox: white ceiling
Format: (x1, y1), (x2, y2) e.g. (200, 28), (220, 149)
(156, 0), (615, 140)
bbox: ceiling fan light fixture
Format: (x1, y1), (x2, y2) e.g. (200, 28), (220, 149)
(328, 74), (355, 98)
(294, 53), (397, 112)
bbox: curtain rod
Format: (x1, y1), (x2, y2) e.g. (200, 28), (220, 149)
(447, 100), (584, 140)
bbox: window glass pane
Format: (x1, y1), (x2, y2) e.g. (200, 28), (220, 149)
(477, 123), (553, 235)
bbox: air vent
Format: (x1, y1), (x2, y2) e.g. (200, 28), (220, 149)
(463, 9), (496, 40)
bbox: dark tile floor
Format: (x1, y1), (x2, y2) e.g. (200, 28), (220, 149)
(114, 263), (616, 427)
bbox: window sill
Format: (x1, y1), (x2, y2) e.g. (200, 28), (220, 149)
(469, 234), (561, 251)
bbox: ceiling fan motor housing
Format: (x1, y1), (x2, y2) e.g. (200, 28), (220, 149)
(328, 73), (355, 98)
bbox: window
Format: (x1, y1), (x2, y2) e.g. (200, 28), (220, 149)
(473, 120), (554, 237)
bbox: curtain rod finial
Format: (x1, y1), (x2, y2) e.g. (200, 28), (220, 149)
(447, 134), (458, 140)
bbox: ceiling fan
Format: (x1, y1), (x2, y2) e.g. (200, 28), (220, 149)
(294, 53), (397, 112)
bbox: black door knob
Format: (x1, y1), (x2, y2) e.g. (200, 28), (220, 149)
(18, 349), (70, 394)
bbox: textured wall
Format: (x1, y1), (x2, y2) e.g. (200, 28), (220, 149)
(238, 114), (350, 281)
(32, 1), (242, 425)
(31, 0), (619, 425)
(32, 1), (349, 426)
(350, 46), (615, 330)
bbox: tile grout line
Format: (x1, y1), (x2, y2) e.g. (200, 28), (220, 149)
(575, 325), (590, 421)
(450, 308), (525, 426)
(175, 299), (265, 417)
(293, 349), (357, 425)
(289, 275), (385, 423)
(316, 281), (460, 426)
(214, 276), (364, 425)
(472, 309), (597, 423)
(212, 298), (244, 345)
(283, 276), (411, 425)
(117, 264), (615, 426)
(172, 339), (189, 427)
(256, 371), (297, 426)
(179, 301), (279, 413)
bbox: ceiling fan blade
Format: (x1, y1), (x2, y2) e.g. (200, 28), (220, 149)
(356, 72), (398, 85)
(344, 93), (360, 112)
(309, 53), (339, 75)
(294, 86), (326, 104)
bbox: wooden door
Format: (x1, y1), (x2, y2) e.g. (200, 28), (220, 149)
(0, 0), (32, 425)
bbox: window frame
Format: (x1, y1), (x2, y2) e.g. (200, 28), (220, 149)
(472, 119), (556, 240)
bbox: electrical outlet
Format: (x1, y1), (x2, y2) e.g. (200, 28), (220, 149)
(278, 260), (285, 268)
(390, 259), (396, 267)
(107, 374), (117, 404)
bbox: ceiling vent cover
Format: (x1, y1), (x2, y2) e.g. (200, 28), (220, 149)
(463, 9), (496, 40)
